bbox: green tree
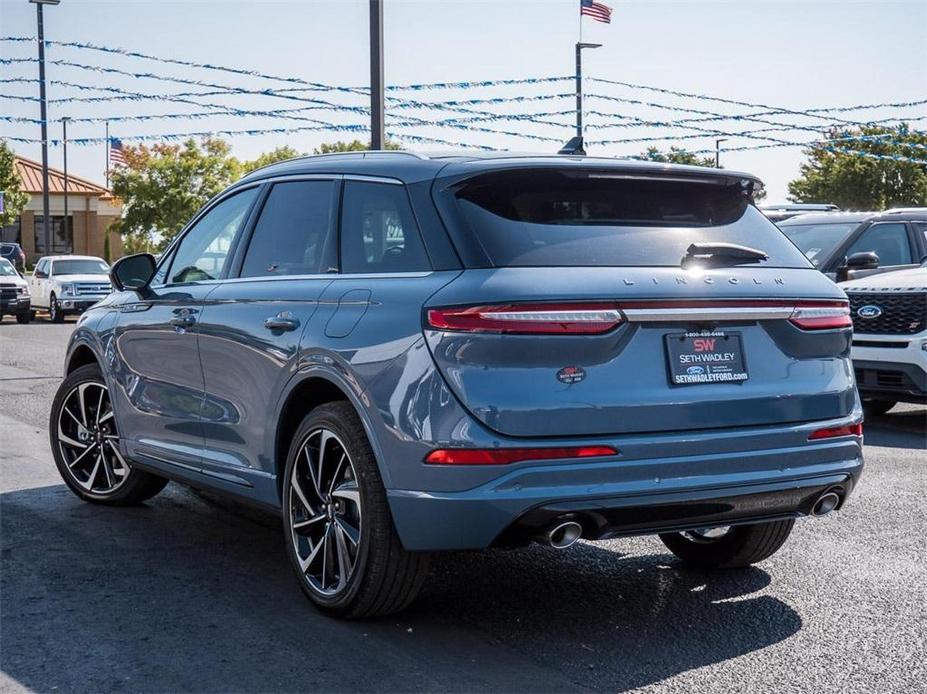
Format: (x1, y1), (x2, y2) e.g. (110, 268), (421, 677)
(788, 125), (927, 210)
(111, 137), (241, 253)
(639, 146), (716, 168)
(313, 139), (401, 154)
(241, 146), (302, 175)
(0, 140), (30, 227)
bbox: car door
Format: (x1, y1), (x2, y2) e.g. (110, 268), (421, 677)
(195, 178), (338, 500)
(31, 259), (48, 306)
(109, 186), (260, 473)
(839, 221), (918, 280)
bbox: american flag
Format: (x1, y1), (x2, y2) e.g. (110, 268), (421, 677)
(581, 0), (612, 23)
(109, 137), (127, 167)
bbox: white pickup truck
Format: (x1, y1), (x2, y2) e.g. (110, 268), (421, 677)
(842, 264), (927, 415)
(30, 255), (112, 323)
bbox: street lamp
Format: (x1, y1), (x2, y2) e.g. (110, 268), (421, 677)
(715, 138), (728, 168)
(30, 0), (60, 256)
(575, 42), (601, 141)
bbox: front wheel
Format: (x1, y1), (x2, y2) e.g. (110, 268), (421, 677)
(49, 363), (168, 505)
(16, 311), (31, 324)
(659, 519), (795, 568)
(282, 401), (429, 619)
(49, 293), (64, 323)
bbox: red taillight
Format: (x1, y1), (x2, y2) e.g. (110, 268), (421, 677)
(788, 301), (852, 330)
(424, 445), (618, 465)
(809, 422), (863, 440)
(426, 303), (623, 335)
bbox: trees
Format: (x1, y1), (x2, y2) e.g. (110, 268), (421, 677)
(313, 139), (400, 154)
(639, 146), (716, 168)
(241, 146), (302, 175)
(788, 125), (927, 210)
(0, 140), (29, 228)
(111, 137), (241, 253)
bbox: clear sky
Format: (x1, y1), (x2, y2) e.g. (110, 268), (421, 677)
(1, 0), (925, 202)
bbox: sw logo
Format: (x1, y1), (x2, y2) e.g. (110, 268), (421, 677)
(686, 366), (706, 375)
(857, 305), (882, 319)
(693, 338), (716, 352)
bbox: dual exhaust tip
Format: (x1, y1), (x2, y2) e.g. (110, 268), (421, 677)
(811, 491), (842, 517)
(537, 520), (583, 550)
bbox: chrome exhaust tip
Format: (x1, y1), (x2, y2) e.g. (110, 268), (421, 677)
(547, 520), (583, 549)
(812, 491), (841, 517)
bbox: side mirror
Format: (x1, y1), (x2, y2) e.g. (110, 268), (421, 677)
(110, 253), (157, 291)
(846, 251), (880, 269)
(33, 270), (47, 279)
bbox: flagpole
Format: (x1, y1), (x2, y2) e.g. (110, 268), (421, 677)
(105, 121), (110, 188)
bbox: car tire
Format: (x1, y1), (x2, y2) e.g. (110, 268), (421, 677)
(16, 311), (31, 324)
(49, 363), (168, 505)
(49, 293), (64, 323)
(658, 519), (795, 568)
(281, 401), (429, 619)
(862, 399), (895, 417)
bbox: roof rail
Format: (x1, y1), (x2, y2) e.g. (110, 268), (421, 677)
(244, 149), (431, 177)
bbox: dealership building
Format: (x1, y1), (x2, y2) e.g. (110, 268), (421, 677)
(1, 156), (124, 264)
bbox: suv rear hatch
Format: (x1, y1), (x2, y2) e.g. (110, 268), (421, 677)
(425, 164), (855, 438)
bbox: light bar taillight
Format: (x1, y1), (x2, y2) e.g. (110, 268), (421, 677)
(426, 303), (623, 335)
(424, 445), (618, 465)
(788, 302), (852, 330)
(808, 422), (863, 440)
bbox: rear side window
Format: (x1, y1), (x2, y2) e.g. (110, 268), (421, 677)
(441, 169), (811, 268)
(340, 181), (431, 273)
(241, 180), (336, 277)
(845, 223), (913, 266)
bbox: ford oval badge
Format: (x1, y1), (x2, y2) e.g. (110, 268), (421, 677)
(857, 305), (882, 319)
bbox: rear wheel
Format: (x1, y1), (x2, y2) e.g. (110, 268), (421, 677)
(282, 401), (429, 618)
(659, 519), (794, 568)
(50, 363), (168, 505)
(862, 399), (895, 417)
(49, 293), (64, 323)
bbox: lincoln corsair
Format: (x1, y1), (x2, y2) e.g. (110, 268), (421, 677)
(50, 152), (864, 618)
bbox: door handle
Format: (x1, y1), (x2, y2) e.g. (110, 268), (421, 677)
(264, 314), (300, 332)
(170, 315), (196, 328)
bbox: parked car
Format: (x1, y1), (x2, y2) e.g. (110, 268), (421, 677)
(778, 210), (927, 281)
(30, 255), (111, 322)
(759, 203), (839, 223)
(0, 242), (26, 273)
(50, 152), (863, 618)
(0, 257), (31, 323)
(841, 263), (927, 414)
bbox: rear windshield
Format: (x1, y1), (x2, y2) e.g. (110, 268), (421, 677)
(441, 169), (812, 268)
(779, 222), (858, 266)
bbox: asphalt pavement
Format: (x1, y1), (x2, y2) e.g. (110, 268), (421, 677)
(1, 318), (925, 693)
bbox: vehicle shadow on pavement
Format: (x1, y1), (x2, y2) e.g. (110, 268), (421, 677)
(1, 483), (801, 693)
(864, 408), (927, 450)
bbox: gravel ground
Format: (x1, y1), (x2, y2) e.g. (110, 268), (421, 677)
(1, 318), (925, 693)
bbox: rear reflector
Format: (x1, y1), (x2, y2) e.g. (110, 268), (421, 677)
(788, 302), (852, 330)
(424, 445), (618, 465)
(426, 303), (623, 335)
(808, 422), (863, 440)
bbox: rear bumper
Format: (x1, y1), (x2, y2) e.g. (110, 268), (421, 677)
(387, 417), (864, 551)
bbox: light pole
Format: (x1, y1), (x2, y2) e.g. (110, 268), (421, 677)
(62, 116), (69, 246)
(369, 0), (384, 150)
(715, 138), (727, 168)
(30, 0), (60, 255)
(575, 42), (601, 140)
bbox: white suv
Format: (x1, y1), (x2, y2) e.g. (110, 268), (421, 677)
(30, 255), (112, 323)
(842, 265), (927, 415)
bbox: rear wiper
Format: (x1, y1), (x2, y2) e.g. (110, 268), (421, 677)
(682, 242), (769, 268)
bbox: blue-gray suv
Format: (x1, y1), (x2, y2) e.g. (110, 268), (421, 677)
(50, 152), (864, 618)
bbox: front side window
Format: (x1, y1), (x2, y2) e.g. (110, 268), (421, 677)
(779, 222), (858, 266)
(340, 181), (431, 273)
(440, 169), (811, 268)
(240, 180), (335, 278)
(51, 259), (109, 275)
(846, 223), (913, 266)
(166, 188), (258, 284)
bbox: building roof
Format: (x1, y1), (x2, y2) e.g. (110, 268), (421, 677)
(14, 156), (114, 198)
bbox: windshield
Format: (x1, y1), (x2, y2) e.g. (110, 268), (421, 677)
(779, 223), (858, 266)
(52, 259), (109, 276)
(442, 169), (811, 268)
(0, 259), (17, 276)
